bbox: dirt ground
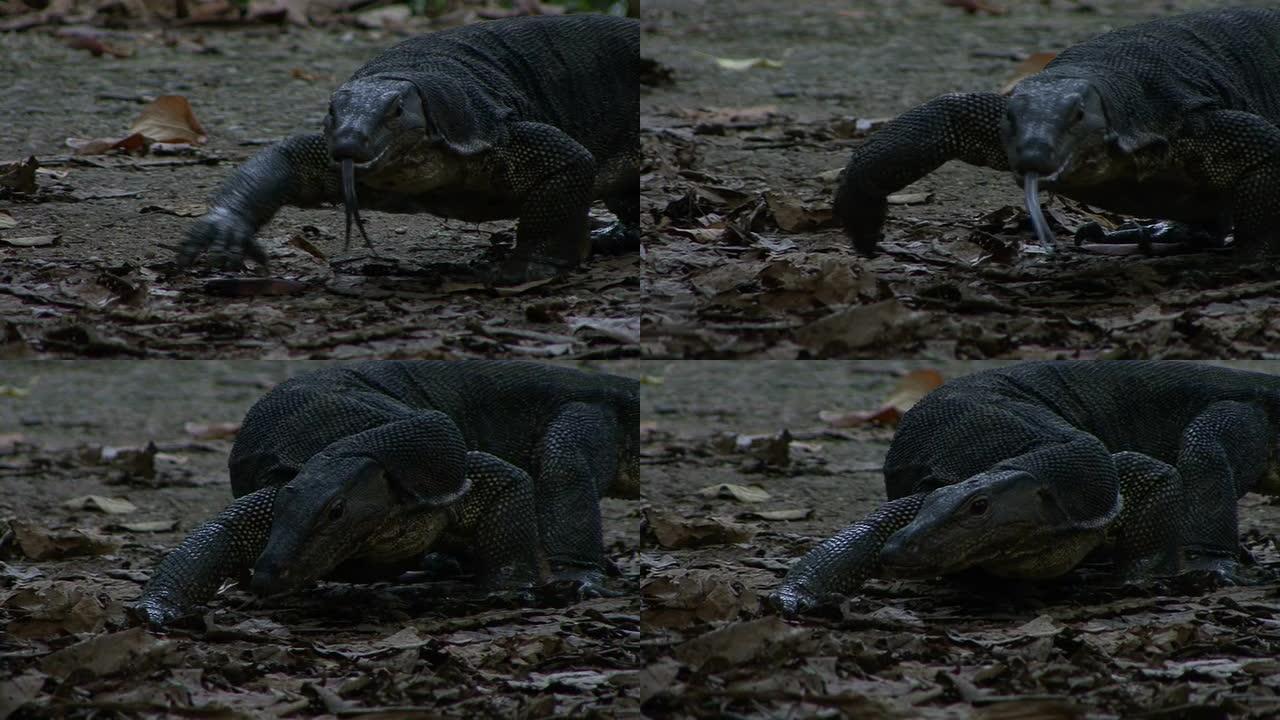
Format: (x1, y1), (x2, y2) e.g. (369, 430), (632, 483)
(0, 21), (638, 359)
(641, 0), (1280, 359)
(0, 359), (644, 718)
(640, 361), (1280, 718)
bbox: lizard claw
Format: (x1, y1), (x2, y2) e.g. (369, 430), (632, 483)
(766, 583), (820, 617)
(127, 594), (189, 629)
(832, 187), (889, 256)
(179, 207), (268, 269)
(588, 221), (639, 256)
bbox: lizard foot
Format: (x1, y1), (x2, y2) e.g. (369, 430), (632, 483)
(489, 255), (572, 287)
(179, 207), (270, 269)
(534, 568), (622, 604)
(417, 551), (464, 580)
(832, 188), (888, 256)
(588, 222), (640, 256)
(1178, 554), (1274, 587)
(127, 594), (191, 629)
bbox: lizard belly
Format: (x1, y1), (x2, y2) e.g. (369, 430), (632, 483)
(362, 144), (521, 222)
(1052, 148), (1222, 223)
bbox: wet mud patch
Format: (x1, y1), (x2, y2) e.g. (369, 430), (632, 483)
(640, 361), (1280, 718)
(641, 0), (1280, 358)
(0, 360), (642, 718)
(1, 26), (638, 358)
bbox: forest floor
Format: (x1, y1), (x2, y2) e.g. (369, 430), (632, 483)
(641, 0), (1280, 359)
(0, 359), (643, 718)
(640, 360), (1280, 718)
(1, 14), (638, 359)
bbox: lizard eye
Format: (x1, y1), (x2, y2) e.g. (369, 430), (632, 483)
(1072, 106), (1085, 123)
(390, 100), (403, 118)
(968, 497), (989, 516)
(328, 499), (346, 521)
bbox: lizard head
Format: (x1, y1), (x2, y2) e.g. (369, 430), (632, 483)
(249, 415), (469, 597)
(1002, 77), (1108, 181)
(324, 78), (428, 250)
(325, 78), (426, 169)
(250, 451), (398, 596)
(879, 467), (1104, 580)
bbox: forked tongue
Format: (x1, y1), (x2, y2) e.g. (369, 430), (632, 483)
(341, 158), (372, 251)
(1023, 171), (1052, 246)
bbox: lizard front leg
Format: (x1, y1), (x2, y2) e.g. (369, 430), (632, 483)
(834, 92), (1009, 254)
(178, 134), (339, 268)
(1177, 109), (1280, 259)
(131, 485), (278, 627)
(767, 493), (927, 617)
(535, 402), (623, 597)
(494, 121), (597, 284)
(448, 451), (549, 587)
(1173, 400), (1273, 582)
(1109, 451), (1186, 579)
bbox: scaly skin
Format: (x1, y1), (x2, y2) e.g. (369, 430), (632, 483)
(771, 361), (1280, 616)
(132, 360), (639, 626)
(177, 15), (639, 285)
(835, 8), (1280, 258)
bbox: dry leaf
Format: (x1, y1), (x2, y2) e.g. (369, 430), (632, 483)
(644, 508), (758, 549)
(10, 520), (121, 560)
(567, 316), (640, 345)
(1, 235), (57, 247)
(0, 156), (38, 193)
(713, 56), (784, 71)
(113, 519), (178, 533)
(886, 192), (932, 205)
(183, 421), (241, 440)
(40, 627), (173, 680)
(739, 508), (813, 521)
(129, 96), (208, 145)
(63, 495), (137, 515)
(696, 483), (771, 503)
(1001, 52), (1057, 95)
(820, 368), (944, 428)
(66, 132), (146, 156)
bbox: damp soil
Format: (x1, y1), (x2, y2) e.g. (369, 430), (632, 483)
(0, 24), (638, 359)
(641, 0), (1280, 359)
(0, 359), (644, 718)
(640, 360), (1280, 718)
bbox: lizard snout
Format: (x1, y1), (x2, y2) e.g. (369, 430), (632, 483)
(879, 531), (933, 578)
(329, 127), (374, 164)
(250, 560), (293, 596)
(1012, 138), (1058, 176)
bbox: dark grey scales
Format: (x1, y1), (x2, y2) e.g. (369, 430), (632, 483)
(133, 360), (639, 627)
(834, 8), (1280, 258)
(770, 361), (1280, 616)
(177, 15), (640, 285)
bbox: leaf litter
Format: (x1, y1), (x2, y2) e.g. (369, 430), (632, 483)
(3, 23), (639, 359)
(641, 360), (1280, 719)
(642, 0), (1280, 359)
(0, 361), (644, 718)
